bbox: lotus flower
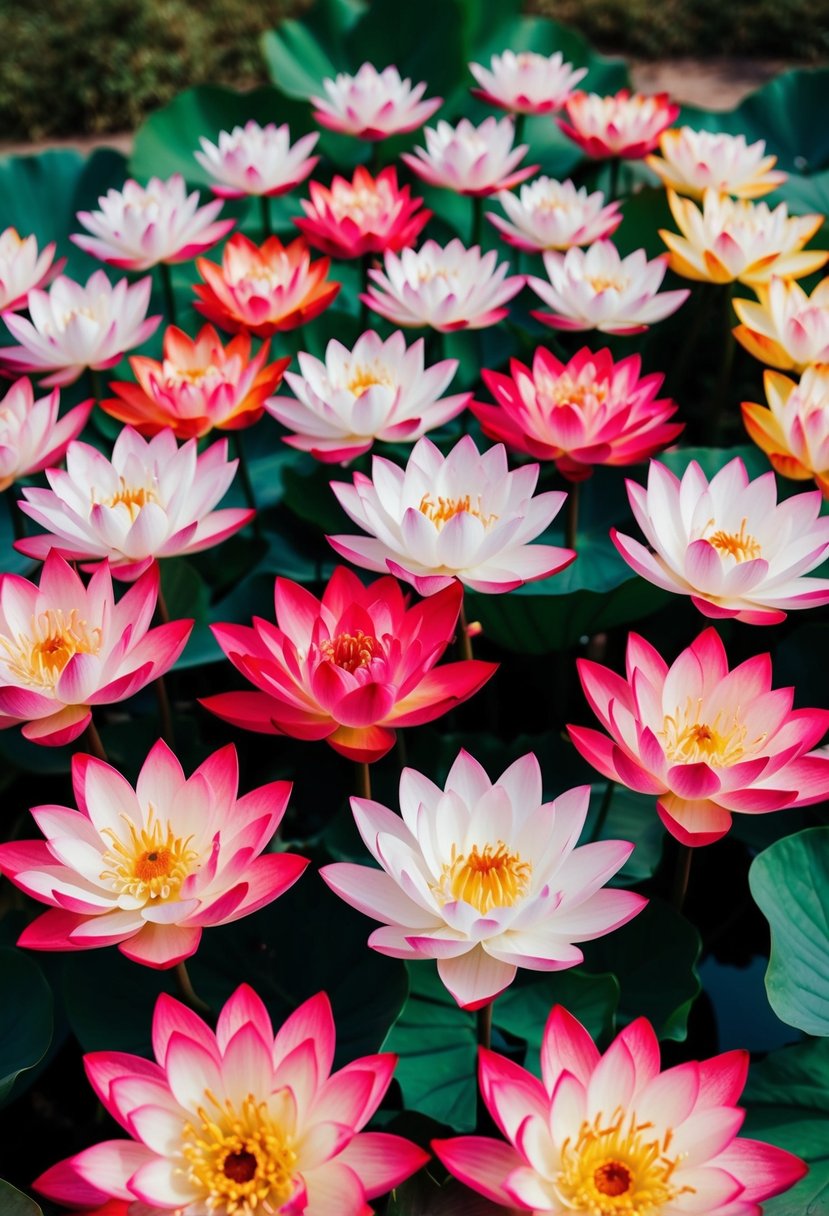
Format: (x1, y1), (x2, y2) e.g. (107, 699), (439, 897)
(732, 275), (829, 371)
(569, 627), (829, 845)
(311, 62), (442, 139)
(203, 566), (496, 763)
(72, 175), (234, 272)
(660, 189), (827, 285)
(401, 117), (536, 196)
(15, 426), (253, 580)
(528, 241), (689, 335)
(488, 177), (622, 253)
(328, 434), (575, 595)
(194, 233), (340, 337)
(362, 239), (524, 332)
(559, 89), (680, 159)
(35, 985), (428, 1213)
(0, 552), (191, 745)
(102, 323), (290, 440)
(294, 166), (430, 259)
(474, 347), (682, 480)
(321, 750), (645, 1009)
(195, 120), (320, 197)
(0, 227), (64, 312)
(434, 1004), (807, 1210)
(0, 271), (160, 387)
(0, 377), (92, 493)
(266, 329), (470, 463)
(0, 740), (307, 966)
(469, 50), (587, 114)
(647, 127), (787, 199)
(611, 456), (829, 624)
(743, 365), (829, 495)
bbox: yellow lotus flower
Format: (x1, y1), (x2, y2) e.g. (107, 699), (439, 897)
(742, 365), (829, 495)
(647, 128), (787, 199)
(733, 276), (829, 371)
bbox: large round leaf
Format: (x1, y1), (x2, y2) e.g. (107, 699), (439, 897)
(0, 947), (53, 1106)
(262, 0), (366, 99)
(0, 1181), (43, 1216)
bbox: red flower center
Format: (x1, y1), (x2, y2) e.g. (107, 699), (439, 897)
(320, 629), (380, 673)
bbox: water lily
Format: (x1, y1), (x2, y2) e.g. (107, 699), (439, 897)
(732, 275), (829, 371)
(294, 166), (430, 259)
(0, 377), (92, 493)
(488, 177), (622, 253)
(311, 62), (442, 139)
(195, 120), (320, 197)
(0, 227), (64, 312)
(742, 365), (829, 495)
(401, 116), (536, 196)
(469, 49), (587, 114)
(559, 89), (679, 159)
(647, 127), (787, 199)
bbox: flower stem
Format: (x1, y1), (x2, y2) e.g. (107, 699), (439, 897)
(158, 261), (177, 326)
(360, 252), (372, 331)
(514, 112), (527, 148)
(89, 367), (105, 403)
(672, 843), (694, 912)
(155, 675), (175, 748)
(475, 999), (495, 1130)
(707, 283), (736, 445)
(156, 580), (171, 626)
(259, 193), (273, 240)
(590, 779), (615, 843)
(232, 431), (262, 539)
(458, 597), (474, 662)
(607, 156), (622, 202)
(356, 761), (372, 801)
(667, 281), (714, 401)
(4, 490), (24, 542)
(565, 481), (580, 551)
(175, 960), (212, 1017)
(470, 194), (484, 249)
(83, 718), (109, 762)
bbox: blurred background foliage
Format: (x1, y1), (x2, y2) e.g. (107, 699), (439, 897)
(0, 0), (827, 142)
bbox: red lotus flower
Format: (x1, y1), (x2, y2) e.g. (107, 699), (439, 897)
(294, 166), (430, 259)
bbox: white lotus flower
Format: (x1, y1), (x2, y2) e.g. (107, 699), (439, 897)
(469, 49), (587, 114)
(401, 116), (535, 196)
(311, 62), (442, 139)
(0, 228), (63, 312)
(648, 127), (787, 199)
(195, 120), (320, 197)
(488, 177), (622, 252)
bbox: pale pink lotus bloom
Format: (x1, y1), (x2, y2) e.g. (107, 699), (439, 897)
(469, 50), (587, 114)
(0, 740), (307, 966)
(312, 62), (442, 139)
(329, 434), (575, 595)
(362, 239), (524, 332)
(266, 329), (470, 463)
(611, 455), (829, 624)
(488, 177), (622, 253)
(559, 89), (680, 159)
(528, 240), (689, 335)
(321, 749), (645, 1010)
(0, 227), (64, 312)
(295, 166), (430, 259)
(195, 120), (320, 197)
(475, 346), (682, 480)
(434, 1004), (807, 1210)
(733, 275), (829, 372)
(15, 426), (253, 580)
(570, 627), (829, 845)
(0, 270), (160, 387)
(35, 985), (428, 1213)
(743, 366), (829, 496)
(203, 566), (497, 763)
(647, 127), (787, 199)
(0, 377), (92, 493)
(401, 116), (537, 196)
(0, 552), (191, 746)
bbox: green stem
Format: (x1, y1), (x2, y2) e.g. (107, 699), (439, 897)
(458, 597), (474, 662)
(477, 1000), (493, 1052)
(4, 490), (24, 543)
(589, 779), (615, 843)
(607, 156), (622, 202)
(155, 675), (175, 748)
(470, 194), (484, 249)
(259, 194), (272, 241)
(175, 960), (212, 1017)
(707, 284), (736, 445)
(360, 252), (372, 331)
(356, 761), (372, 801)
(232, 432), (261, 540)
(514, 111), (527, 148)
(159, 261), (177, 326)
(156, 580), (171, 626)
(89, 367), (104, 403)
(672, 844), (693, 913)
(565, 481), (580, 551)
(83, 718), (108, 763)
(667, 282), (714, 401)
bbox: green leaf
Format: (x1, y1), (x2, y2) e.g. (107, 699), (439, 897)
(389, 1174), (507, 1215)
(497, 969), (619, 1072)
(160, 558), (219, 671)
(345, 0), (467, 101)
(262, 0), (364, 99)
(749, 827), (829, 1036)
(0, 947), (53, 1106)
(585, 783), (666, 886)
(657, 443), (772, 482)
(0, 1181), (43, 1216)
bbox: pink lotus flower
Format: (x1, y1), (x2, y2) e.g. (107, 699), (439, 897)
(265, 329), (470, 463)
(743, 366), (829, 496)
(570, 627), (829, 845)
(469, 50), (587, 114)
(203, 567), (496, 763)
(488, 177), (622, 253)
(401, 117), (537, 196)
(528, 241), (689, 335)
(732, 276), (829, 372)
(0, 271), (160, 388)
(647, 127), (787, 199)
(321, 749), (644, 1009)
(194, 233), (340, 337)
(294, 166), (430, 259)
(611, 456), (829, 624)
(102, 323), (290, 440)
(195, 120), (320, 198)
(0, 227), (64, 312)
(15, 426), (253, 580)
(362, 239), (524, 332)
(0, 552), (191, 746)
(329, 435), (574, 595)
(475, 347), (682, 481)
(0, 740), (307, 966)
(72, 175), (234, 272)
(35, 985), (428, 1213)
(434, 1004), (807, 1210)
(0, 377), (92, 493)
(312, 62), (442, 139)
(559, 89), (680, 159)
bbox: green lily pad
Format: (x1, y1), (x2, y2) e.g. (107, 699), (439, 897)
(0, 947), (53, 1107)
(0, 1181), (43, 1216)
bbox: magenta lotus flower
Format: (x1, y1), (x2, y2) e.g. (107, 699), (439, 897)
(434, 1004), (806, 1212)
(16, 425), (253, 580)
(0, 271), (160, 387)
(569, 627), (829, 846)
(559, 89), (680, 159)
(295, 166), (430, 260)
(0, 377), (92, 493)
(0, 740), (307, 966)
(401, 117), (537, 196)
(488, 177), (622, 253)
(312, 62), (442, 140)
(469, 50), (587, 115)
(195, 120), (320, 198)
(475, 347), (682, 481)
(0, 227), (64, 312)
(329, 434), (575, 595)
(611, 456), (829, 623)
(321, 749), (644, 1010)
(203, 566), (496, 763)
(35, 985), (428, 1213)
(0, 552), (191, 746)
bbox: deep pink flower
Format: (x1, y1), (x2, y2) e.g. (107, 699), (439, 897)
(294, 166), (430, 259)
(559, 89), (680, 159)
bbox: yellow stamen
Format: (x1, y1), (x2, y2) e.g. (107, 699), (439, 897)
(99, 805), (198, 902)
(704, 517), (761, 562)
(345, 361), (394, 397)
(319, 629), (380, 673)
(104, 476), (159, 520)
(433, 841), (532, 913)
(419, 492), (498, 529)
(587, 275), (627, 293)
(660, 698), (765, 767)
(0, 608), (102, 689)
(538, 371), (609, 410)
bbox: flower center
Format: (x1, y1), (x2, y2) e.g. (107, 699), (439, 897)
(660, 699), (760, 767)
(345, 361), (394, 397)
(182, 1091), (297, 1216)
(56, 304), (98, 332)
(419, 493), (498, 530)
(704, 518), (761, 563)
(172, 363), (220, 386)
(0, 608), (102, 689)
(319, 629), (380, 673)
(555, 1108), (694, 1215)
(329, 184), (387, 223)
(538, 371), (609, 410)
(99, 806), (198, 903)
(587, 275), (628, 293)
(433, 841), (532, 913)
(103, 476), (160, 521)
